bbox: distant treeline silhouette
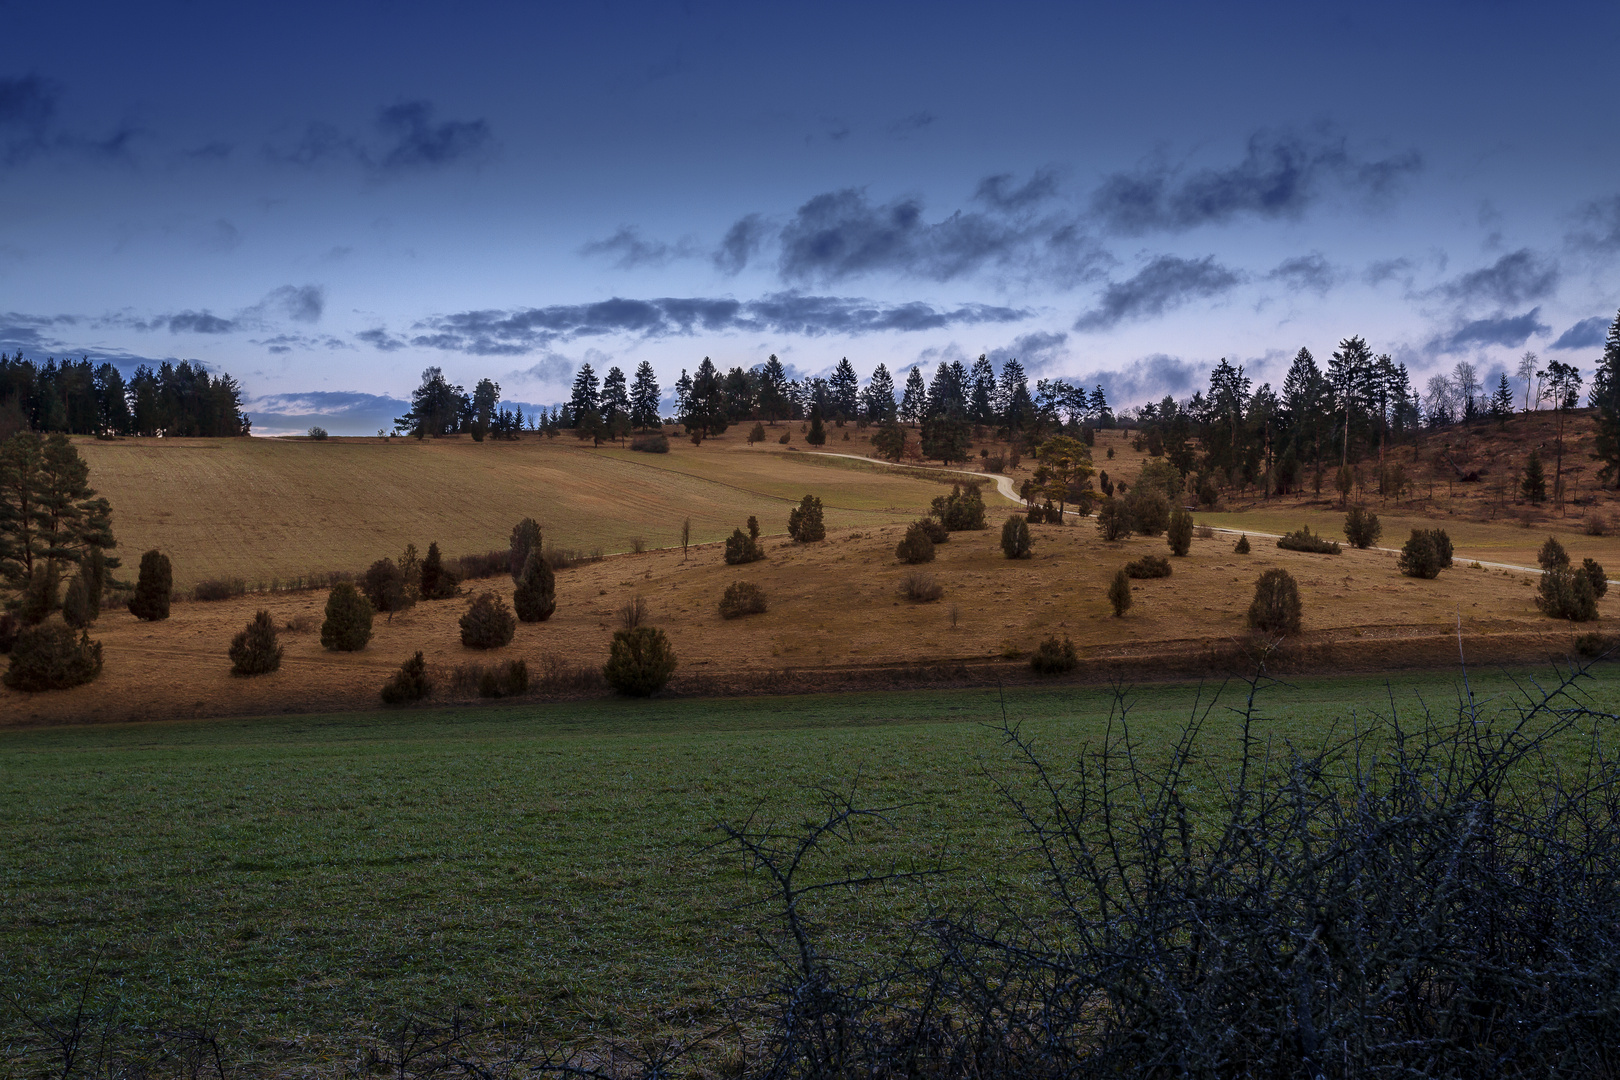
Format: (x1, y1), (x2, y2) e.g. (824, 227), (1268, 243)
(0, 353), (250, 438)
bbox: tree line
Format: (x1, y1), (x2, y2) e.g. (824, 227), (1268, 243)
(0, 353), (251, 438)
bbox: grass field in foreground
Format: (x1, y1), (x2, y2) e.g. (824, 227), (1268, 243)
(2, 667), (1614, 1066)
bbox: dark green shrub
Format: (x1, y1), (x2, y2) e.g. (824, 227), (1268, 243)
(460, 592), (517, 648)
(380, 651), (431, 705)
(747, 421), (766, 444)
(1344, 506), (1382, 549)
(320, 582), (374, 651)
(630, 432), (670, 453)
(788, 495), (826, 542)
(4, 622), (102, 691)
(896, 522), (936, 564)
(1125, 554), (1172, 579)
(15, 562), (58, 624)
(1096, 499), (1132, 541)
(725, 528), (765, 564)
(1123, 487), (1170, 536)
(307, 426), (329, 440)
(193, 578), (244, 601)
(61, 573), (91, 630)
(719, 581), (768, 619)
(747, 515), (760, 539)
(778, 430), (791, 445)
(930, 484), (987, 530)
(1108, 568), (1132, 617)
(1247, 568), (1303, 634)
(229, 611), (283, 676)
(807, 407), (827, 445)
(420, 541), (460, 600)
(1574, 632), (1612, 658)
(1522, 449), (1547, 502)
(509, 517), (543, 579)
(1538, 567), (1599, 622)
(1399, 529), (1454, 579)
(128, 549), (172, 621)
(1234, 533), (1251, 554)
(362, 558), (413, 618)
(512, 549), (556, 622)
(1583, 558), (1608, 600)
(1277, 526), (1341, 554)
(1000, 515), (1032, 559)
(1539, 536), (1569, 571)
(603, 625), (677, 696)
(0, 613), (18, 654)
(918, 517), (949, 543)
(1166, 506), (1193, 555)
(1030, 634), (1078, 675)
(898, 571), (943, 602)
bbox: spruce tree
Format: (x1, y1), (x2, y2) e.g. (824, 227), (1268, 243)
(807, 405), (827, 445)
(787, 495), (826, 542)
(420, 541), (458, 599)
(320, 581), (374, 652)
(1591, 311), (1620, 487)
(229, 611), (283, 675)
(1522, 450), (1548, 503)
(512, 548), (556, 622)
(128, 549), (172, 621)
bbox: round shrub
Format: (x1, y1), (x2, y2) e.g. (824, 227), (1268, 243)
(1123, 487), (1170, 537)
(320, 581), (374, 651)
(1398, 529), (1452, 579)
(1107, 568), (1132, 617)
(128, 549), (172, 622)
(788, 495), (826, 542)
(896, 522), (936, 564)
(4, 622), (102, 691)
(918, 517), (949, 543)
(229, 610), (284, 676)
(930, 484), (987, 530)
(380, 651), (432, 705)
(512, 549), (556, 622)
(460, 592), (517, 649)
(1000, 514), (1033, 559)
(1582, 557), (1608, 600)
(604, 626), (677, 696)
(1538, 567), (1599, 622)
(1030, 634), (1078, 675)
(1539, 536), (1570, 571)
(719, 581), (768, 619)
(725, 528), (765, 565)
(898, 571), (943, 602)
(1234, 533), (1251, 554)
(362, 558), (413, 618)
(1247, 568), (1302, 635)
(1096, 499), (1132, 541)
(1344, 505), (1382, 549)
(1125, 554), (1172, 579)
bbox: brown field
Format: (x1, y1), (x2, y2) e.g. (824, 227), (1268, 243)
(7, 412), (1620, 727)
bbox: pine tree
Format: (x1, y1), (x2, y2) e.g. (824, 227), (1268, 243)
(61, 571), (91, 629)
(862, 363), (897, 423)
(420, 541), (459, 599)
(1522, 450), (1548, 503)
(630, 360), (662, 430)
(1247, 569), (1303, 634)
(899, 366), (928, 423)
(320, 582), (374, 651)
(362, 558), (412, 619)
(1592, 311), (1620, 487)
(568, 363), (601, 421)
(969, 355), (997, 424)
(4, 622), (101, 690)
(829, 357), (859, 420)
(128, 549), (172, 621)
(787, 495), (826, 542)
(380, 651), (432, 704)
(601, 366), (631, 438)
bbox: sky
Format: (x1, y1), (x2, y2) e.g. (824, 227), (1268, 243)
(2, 1), (1618, 435)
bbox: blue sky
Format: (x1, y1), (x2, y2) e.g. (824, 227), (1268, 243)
(3, 1), (1617, 433)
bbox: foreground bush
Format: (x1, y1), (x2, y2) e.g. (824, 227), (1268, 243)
(719, 581), (768, 619)
(1124, 554), (1171, 579)
(4, 622), (102, 691)
(512, 549), (556, 622)
(603, 626), (677, 696)
(320, 582), (374, 652)
(930, 484), (987, 530)
(1344, 505), (1382, 548)
(895, 522), (936, 564)
(1000, 514), (1032, 559)
(1247, 567), (1302, 634)
(1276, 525), (1341, 554)
(229, 611), (283, 676)
(128, 549), (172, 621)
(1029, 634), (1077, 674)
(460, 592), (517, 648)
(379, 651), (432, 704)
(787, 495), (826, 542)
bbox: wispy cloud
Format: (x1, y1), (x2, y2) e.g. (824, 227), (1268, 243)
(1267, 253), (1339, 295)
(1072, 353), (1203, 405)
(1430, 249), (1560, 309)
(1551, 314), (1613, 351)
(267, 99), (493, 174)
(1425, 307), (1550, 355)
(580, 226), (699, 269)
(1074, 255), (1243, 331)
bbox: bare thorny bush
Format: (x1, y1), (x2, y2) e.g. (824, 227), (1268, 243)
(9, 662), (1620, 1079)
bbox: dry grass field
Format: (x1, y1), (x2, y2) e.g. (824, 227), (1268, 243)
(7, 412), (1619, 726)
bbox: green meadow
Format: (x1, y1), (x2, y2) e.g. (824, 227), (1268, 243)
(2, 668), (1612, 1064)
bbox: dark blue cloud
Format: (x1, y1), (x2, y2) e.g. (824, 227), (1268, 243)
(375, 292), (1028, 355)
(1552, 314), (1613, 351)
(974, 167), (1061, 211)
(1074, 255), (1244, 331)
(1569, 196), (1620, 252)
(1073, 353), (1202, 405)
(773, 183), (1105, 286)
(164, 312), (237, 334)
(0, 74), (56, 164)
(886, 111), (935, 139)
(1363, 257), (1415, 287)
(1433, 249), (1560, 308)
(987, 330), (1069, 373)
(713, 213), (769, 274)
(1267, 253), (1339, 295)
(1428, 308), (1550, 354)
(357, 328), (407, 351)
(376, 100), (493, 170)
(1090, 130), (1421, 234)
